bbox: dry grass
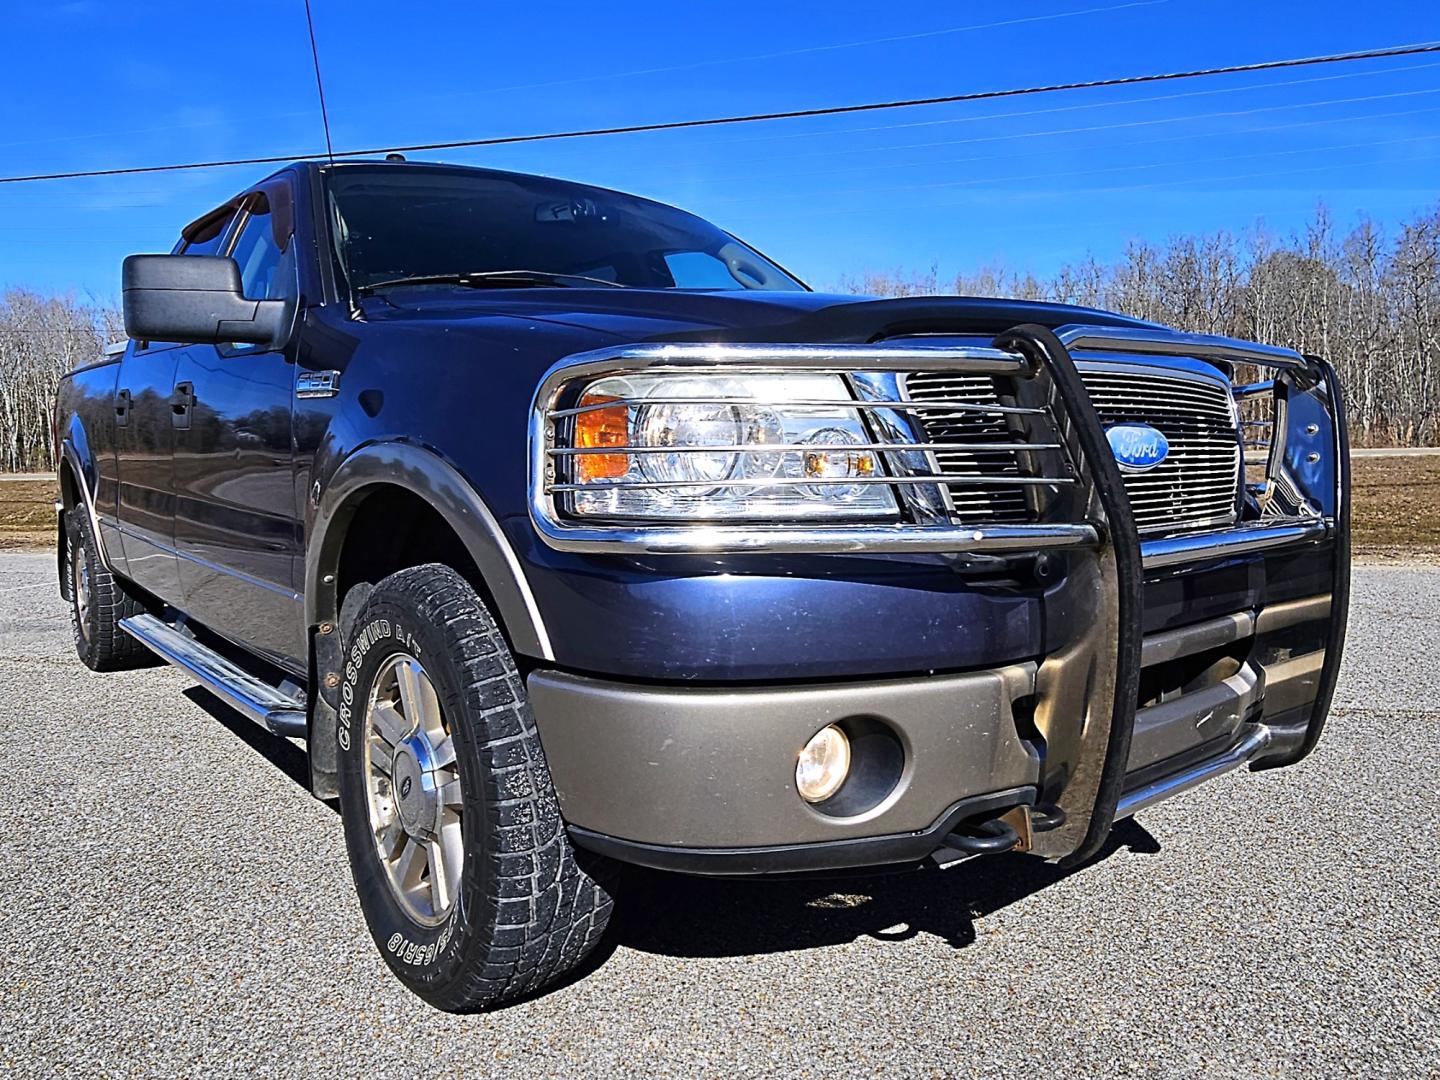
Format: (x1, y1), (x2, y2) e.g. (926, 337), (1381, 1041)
(1350, 455), (1440, 561)
(1, 460), (1435, 559)
(0, 479), (56, 551)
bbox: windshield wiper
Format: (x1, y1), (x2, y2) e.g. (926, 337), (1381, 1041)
(357, 269), (627, 294)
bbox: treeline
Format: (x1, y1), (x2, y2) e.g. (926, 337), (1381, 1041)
(0, 290), (121, 473)
(840, 204), (1440, 446)
(1, 203), (1436, 473)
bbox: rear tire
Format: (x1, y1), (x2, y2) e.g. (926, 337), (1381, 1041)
(66, 510), (152, 672)
(336, 563), (614, 1012)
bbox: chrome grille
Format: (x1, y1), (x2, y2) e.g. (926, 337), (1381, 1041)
(1078, 367), (1240, 535)
(902, 372), (1036, 525)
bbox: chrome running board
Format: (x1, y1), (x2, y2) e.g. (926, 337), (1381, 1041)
(1116, 724), (1293, 820)
(119, 614), (307, 739)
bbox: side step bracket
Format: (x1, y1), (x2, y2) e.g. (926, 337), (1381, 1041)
(119, 614), (308, 739)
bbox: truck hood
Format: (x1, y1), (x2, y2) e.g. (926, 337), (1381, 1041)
(361, 288), (1155, 346)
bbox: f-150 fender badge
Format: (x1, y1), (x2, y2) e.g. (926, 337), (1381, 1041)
(1105, 423), (1169, 471)
(296, 370), (342, 399)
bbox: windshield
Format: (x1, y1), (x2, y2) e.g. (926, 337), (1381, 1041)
(325, 166), (806, 293)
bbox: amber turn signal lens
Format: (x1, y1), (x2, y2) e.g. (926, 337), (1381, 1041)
(574, 393), (630, 481)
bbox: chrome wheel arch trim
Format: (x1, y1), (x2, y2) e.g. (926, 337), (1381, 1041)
(306, 441), (554, 660)
(57, 437), (117, 575)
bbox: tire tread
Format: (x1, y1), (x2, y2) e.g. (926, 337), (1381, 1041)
(345, 564), (613, 1011)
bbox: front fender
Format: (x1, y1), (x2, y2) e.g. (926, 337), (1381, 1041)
(305, 440), (553, 660)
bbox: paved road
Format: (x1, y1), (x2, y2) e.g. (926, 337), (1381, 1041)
(2, 553), (1436, 1078)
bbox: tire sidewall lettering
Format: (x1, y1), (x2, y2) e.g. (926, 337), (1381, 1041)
(337, 616), (396, 752)
(384, 917), (456, 968)
(339, 606), (461, 976)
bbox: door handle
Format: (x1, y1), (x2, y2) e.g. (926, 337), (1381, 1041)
(170, 381), (195, 430)
(114, 388), (132, 427)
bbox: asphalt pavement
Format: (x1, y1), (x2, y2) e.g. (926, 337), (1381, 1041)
(1, 552), (1436, 1078)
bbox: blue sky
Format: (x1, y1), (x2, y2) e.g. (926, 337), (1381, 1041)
(1, 0), (1436, 300)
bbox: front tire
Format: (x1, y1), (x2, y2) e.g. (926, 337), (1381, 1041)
(66, 510), (151, 672)
(336, 564), (613, 1011)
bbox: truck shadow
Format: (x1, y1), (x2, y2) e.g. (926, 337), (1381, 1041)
(183, 686), (1162, 962)
(609, 820), (1161, 957)
(184, 687), (321, 798)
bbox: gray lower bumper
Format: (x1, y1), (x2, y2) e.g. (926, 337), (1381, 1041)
(531, 592), (1334, 875)
(529, 664), (1041, 851)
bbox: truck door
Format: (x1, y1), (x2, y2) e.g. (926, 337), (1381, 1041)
(171, 188), (304, 671)
(111, 209), (236, 604)
(111, 343), (183, 602)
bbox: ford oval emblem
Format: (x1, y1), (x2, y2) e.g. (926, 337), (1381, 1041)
(1106, 423), (1169, 471)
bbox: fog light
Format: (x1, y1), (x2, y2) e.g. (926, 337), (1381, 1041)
(796, 724), (851, 803)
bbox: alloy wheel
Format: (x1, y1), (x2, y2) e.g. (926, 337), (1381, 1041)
(71, 541), (92, 642)
(363, 654), (464, 925)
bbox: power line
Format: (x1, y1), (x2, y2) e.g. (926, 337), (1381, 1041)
(0, 1), (1164, 155)
(1, 41), (1438, 185)
(703, 59), (1440, 150)
(11, 60), (1430, 201)
(9, 104), (1435, 235)
(690, 87), (1440, 180)
(302, 0), (335, 163)
(9, 101), (1433, 233)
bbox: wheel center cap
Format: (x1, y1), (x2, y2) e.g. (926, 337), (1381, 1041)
(392, 737), (439, 838)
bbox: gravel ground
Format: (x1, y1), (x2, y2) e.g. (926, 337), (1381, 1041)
(1, 552), (1436, 1079)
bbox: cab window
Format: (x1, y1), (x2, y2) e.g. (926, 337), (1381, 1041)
(228, 203), (294, 302)
(179, 210), (235, 256)
(146, 209), (237, 348)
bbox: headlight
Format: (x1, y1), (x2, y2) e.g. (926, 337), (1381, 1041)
(563, 373), (898, 521)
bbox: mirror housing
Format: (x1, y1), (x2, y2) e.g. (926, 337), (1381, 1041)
(122, 254), (288, 347)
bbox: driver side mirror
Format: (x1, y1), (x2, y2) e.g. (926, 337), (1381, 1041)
(122, 254), (288, 347)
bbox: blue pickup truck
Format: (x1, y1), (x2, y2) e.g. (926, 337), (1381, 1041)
(54, 159), (1349, 1011)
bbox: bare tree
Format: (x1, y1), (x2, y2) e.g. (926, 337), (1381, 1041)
(840, 202), (1440, 446)
(0, 290), (118, 473)
(6, 201), (1439, 474)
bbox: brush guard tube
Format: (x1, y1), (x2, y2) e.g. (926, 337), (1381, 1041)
(991, 324), (1144, 868)
(1251, 355), (1351, 771)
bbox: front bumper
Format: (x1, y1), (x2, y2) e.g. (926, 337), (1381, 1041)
(534, 576), (1339, 875)
(531, 663), (1041, 865)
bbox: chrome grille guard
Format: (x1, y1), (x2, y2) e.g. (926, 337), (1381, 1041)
(528, 341), (1098, 556)
(1048, 324), (1351, 802)
(529, 330), (1336, 565)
